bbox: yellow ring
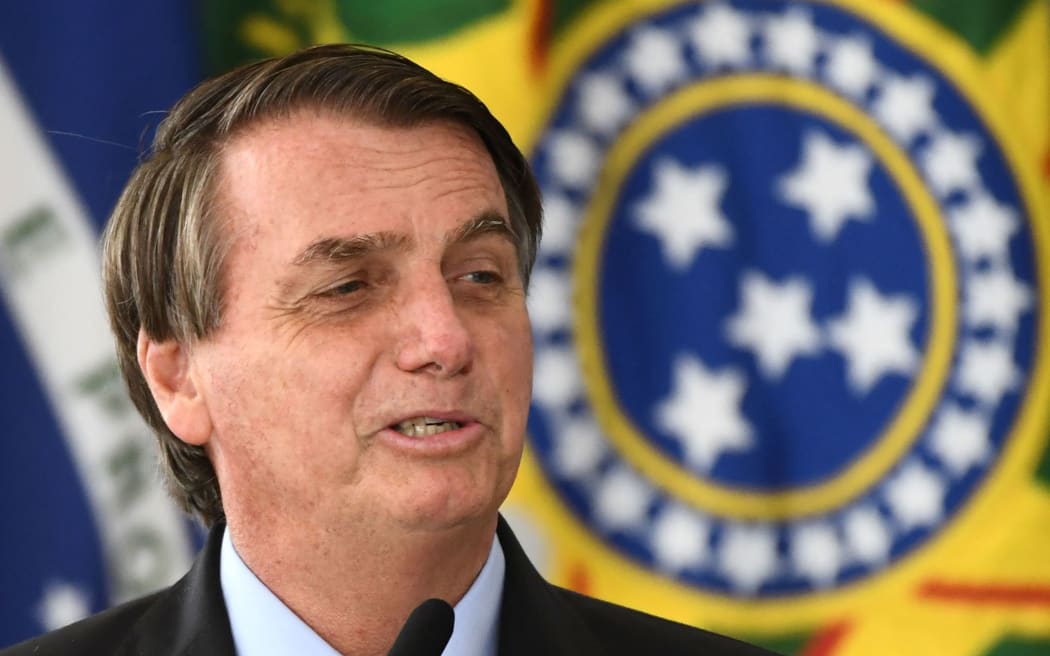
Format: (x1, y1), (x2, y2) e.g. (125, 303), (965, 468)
(573, 74), (956, 520)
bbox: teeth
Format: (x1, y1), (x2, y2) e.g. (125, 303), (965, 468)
(394, 417), (463, 437)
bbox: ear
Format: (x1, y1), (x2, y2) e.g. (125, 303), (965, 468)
(137, 328), (213, 446)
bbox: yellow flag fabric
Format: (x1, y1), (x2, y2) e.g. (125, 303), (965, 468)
(218, 1), (1050, 654)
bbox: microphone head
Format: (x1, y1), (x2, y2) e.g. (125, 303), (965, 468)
(387, 598), (455, 656)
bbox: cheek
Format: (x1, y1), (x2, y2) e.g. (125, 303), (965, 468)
(203, 347), (372, 507)
(510, 308), (534, 382)
(208, 303), (393, 436)
(507, 343), (533, 409)
(495, 312), (534, 425)
(201, 335), (354, 449)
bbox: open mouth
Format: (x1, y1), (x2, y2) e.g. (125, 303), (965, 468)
(392, 417), (464, 437)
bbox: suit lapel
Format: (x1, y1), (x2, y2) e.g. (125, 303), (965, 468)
(496, 517), (604, 656)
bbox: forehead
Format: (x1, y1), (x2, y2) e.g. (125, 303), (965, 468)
(214, 112), (507, 254)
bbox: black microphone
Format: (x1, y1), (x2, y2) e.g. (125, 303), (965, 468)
(387, 598), (455, 656)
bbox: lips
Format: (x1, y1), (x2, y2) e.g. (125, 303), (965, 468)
(378, 411), (485, 456)
(393, 417), (464, 437)
(385, 410), (477, 438)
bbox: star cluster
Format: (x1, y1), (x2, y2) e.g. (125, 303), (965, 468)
(526, 0), (1035, 596)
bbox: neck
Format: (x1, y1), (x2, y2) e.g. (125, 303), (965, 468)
(227, 513), (498, 656)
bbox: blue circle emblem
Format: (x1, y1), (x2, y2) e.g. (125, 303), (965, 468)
(526, 0), (1041, 596)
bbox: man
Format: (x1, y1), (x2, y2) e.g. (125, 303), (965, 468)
(3, 45), (775, 656)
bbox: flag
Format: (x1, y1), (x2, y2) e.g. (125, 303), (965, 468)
(3, 1), (1048, 654)
(383, 1), (1050, 653)
(0, 3), (203, 647)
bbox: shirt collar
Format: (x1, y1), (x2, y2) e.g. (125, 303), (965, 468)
(444, 529), (504, 656)
(220, 527), (504, 656)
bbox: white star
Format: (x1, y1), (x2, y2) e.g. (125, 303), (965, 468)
(950, 193), (1019, 264)
(538, 192), (578, 256)
(690, 4), (752, 68)
(37, 582), (91, 631)
(843, 505), (892, 565)
(634, 158), (732, 270)
(778, 130), (875, 243)
(825, 35), (879, 99)
(827, 278), (919, 394)
(651, 504), (710, 572)
(763, 8), (821, 76)
(655, 355), (754, 472)
(791, 522), (845, 587)
(552, 416), (608, 480)
(625, 25), (688, 96)
(718, 525), (778, 594)
(885, 461), (946, 530)
(532, 347), (583, 411)
(725, 270), (822, 379)
(929, 403), (992, 476)
(527, 269), (572, 334)
(594, 465), (654, 531)
(966, 267), (1032, 333)
(546, 130), (601, 190)
(872, 74), (937, 144)
(921, 130), (983, 197)
(576, 72), (634, 136)
(956, 339), (1021, 407)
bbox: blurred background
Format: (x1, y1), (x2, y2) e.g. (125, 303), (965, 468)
(1, 1), (1048, 654)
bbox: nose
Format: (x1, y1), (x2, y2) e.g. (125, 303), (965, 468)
(394, 275), (475, 377)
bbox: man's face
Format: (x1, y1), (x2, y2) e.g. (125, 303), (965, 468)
(188, 113), (532, 536)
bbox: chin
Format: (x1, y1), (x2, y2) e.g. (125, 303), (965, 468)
(387, 483), (500, 532)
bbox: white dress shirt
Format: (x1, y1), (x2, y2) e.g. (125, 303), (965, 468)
(220, 528), (505, 656)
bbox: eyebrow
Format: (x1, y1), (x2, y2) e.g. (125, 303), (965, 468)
(290, 211), (515, 267)
(291, 232), (407, 266)
(446, 211), (517, 247)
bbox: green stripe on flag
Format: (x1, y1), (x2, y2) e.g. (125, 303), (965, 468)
(742, 632), (810, 655)
(202, 0), (300, 73)
(911, 0), (1033, 54)
(1036, 433), (1050, 490)
(551, 0), (604, 37)
(332, 0), (509, 44)
(202, 0), (509, 74)
(983, 635), (1050, 656)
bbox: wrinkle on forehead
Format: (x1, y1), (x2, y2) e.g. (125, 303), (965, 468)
(214, 112), (510, 282)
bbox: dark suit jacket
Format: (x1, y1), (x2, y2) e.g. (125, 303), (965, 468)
(1, 518), (777, 655)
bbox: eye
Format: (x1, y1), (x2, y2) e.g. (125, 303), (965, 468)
(460, 270), (502, 285)
(320, 279), (366, 297)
